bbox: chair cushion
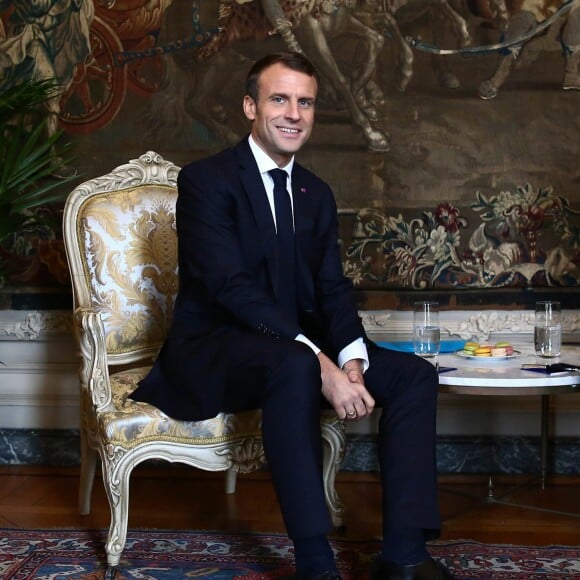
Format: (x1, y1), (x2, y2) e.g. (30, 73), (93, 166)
(92, 367), (261, 447)
(92, 367), (340, 448)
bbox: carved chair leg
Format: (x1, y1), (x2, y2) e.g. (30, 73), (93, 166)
(101, 451), (133, 569)
(78, 426), (98, 515)
(321, 420), (346, 528)
(225, 467), (238, 494)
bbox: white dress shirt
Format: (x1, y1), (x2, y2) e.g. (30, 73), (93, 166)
(248, 136), (368, 371)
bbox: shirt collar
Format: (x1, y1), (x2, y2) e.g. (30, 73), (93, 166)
(248, 135), (294, 178)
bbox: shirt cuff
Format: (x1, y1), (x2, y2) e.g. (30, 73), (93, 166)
(338, 337), (369, 373)
(295, 333), (321, 355)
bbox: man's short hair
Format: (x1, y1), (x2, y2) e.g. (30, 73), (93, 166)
(245, 52), (320, 102)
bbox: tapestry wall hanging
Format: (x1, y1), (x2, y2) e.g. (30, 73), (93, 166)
(0, 0), (578, 301)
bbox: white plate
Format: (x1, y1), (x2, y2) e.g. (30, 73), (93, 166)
(455, 349), (521, 363)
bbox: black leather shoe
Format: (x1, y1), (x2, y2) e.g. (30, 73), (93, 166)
(370, 556), (455, 580)
(295, 571), (342, 580)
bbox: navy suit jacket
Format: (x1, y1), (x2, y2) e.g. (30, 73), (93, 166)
(131, 138), (366, 420)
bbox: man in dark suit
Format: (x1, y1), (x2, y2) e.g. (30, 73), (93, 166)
(131, 52), (456, 580)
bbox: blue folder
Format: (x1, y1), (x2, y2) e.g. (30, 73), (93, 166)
(376, 340), (465, 353)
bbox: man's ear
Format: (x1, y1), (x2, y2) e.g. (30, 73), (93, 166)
(243, 95), (256, 121)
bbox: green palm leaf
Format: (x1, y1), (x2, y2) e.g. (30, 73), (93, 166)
(0, 79), (78, 241)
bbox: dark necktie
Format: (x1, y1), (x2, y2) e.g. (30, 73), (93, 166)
(269, 168), (297, 317)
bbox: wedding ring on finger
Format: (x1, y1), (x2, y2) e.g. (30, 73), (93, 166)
(346, 410), (357, 419)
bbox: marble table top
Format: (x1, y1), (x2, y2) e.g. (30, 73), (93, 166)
(436, 344), (580, 394)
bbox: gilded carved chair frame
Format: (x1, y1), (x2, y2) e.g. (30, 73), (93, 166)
(62, 151), (346, 575)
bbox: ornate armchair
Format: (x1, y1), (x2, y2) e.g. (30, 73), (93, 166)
(62, 151), (346, 576)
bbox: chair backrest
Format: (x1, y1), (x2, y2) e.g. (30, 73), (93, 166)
(63, 151), (180, 366)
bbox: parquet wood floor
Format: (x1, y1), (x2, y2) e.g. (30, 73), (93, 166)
(0, 466), (578, 546)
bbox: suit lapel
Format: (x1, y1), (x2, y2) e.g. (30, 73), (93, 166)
(236, 140), (278, 293)
(235, 140), (316, 308)
(291, 166), (315, 308)
(291, 169), (311, 239)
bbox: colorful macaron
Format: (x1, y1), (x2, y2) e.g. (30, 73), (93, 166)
(461, 341), (514, 357)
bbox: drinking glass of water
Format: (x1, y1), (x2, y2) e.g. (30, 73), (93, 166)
(413, 301), (440, 358)
(534, 301), (561, 357)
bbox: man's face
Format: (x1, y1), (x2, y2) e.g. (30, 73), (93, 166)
(243, 62), (317, 167)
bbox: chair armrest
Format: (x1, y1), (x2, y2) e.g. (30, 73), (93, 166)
(74, 307), (115, 413)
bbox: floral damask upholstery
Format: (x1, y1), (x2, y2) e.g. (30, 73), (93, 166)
(63, 152), (346, 575)
(80, 185), (178, 356)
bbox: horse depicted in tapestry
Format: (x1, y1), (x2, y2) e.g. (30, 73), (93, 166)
(469, 0), (580, 99)
(152, 0), (471, 152)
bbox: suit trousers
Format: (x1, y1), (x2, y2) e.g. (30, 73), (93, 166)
(221, 330), (441, 540)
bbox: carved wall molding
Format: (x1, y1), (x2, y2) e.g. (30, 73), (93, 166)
(452, 311), (534, 340)
(358, 310), (392, 331)
(2, 308), (578, 342)
(0, 310), (72, 341)
(362, 309), (580, 341)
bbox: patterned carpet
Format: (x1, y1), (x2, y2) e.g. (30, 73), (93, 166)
(1, 528), (579, 579)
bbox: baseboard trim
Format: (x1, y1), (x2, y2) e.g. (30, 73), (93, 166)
(1, 429), (580, 475)
(342, 434), (580, 474)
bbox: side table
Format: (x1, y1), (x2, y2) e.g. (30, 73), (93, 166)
(436, 344), (580, 515)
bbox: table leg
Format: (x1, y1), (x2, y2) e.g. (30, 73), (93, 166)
(487, 475), (495, 500)
(486, 394), (549, 503)
(540, 394), (550, 490)
(440, 392), (580, 519)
